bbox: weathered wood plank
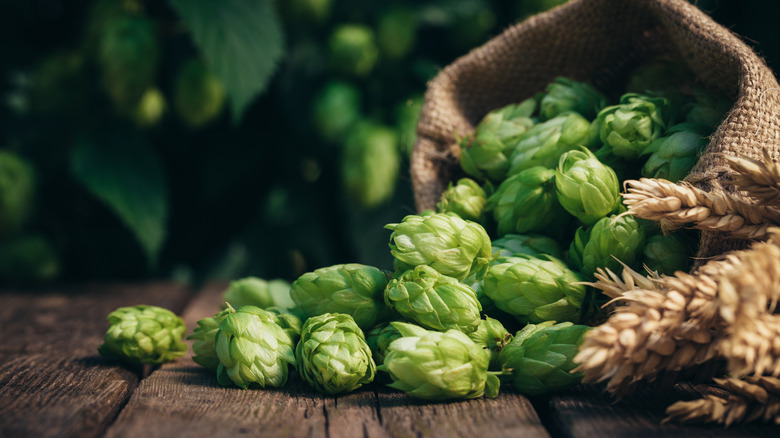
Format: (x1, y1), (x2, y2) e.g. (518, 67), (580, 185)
(543, 383), (780, 437)
(0, 282), (191, 438)
(104, 283), (550, 438)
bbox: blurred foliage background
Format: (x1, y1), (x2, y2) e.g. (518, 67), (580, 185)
(0, 0), (777, 286)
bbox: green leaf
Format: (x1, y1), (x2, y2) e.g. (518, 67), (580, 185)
(71, 133), (168, 266)
(168, 0), (285, 124)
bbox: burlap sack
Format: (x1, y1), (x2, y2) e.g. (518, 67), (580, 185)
(411, 0), (780, 262)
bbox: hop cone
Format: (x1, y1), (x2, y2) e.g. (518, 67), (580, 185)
(99, 305), (187, 365)
(379, 322), (498, 400)
(265, 306), (304, 344)
(437, 178), (488, 224)
(492, 233), (563, 262)
(396, 95), (423, 158)
(341, 121), (400, 208)
(384, 265), (482, 333)
(571, 214), (646, 279)
(486, 166), (570, 238)
(312, 81), (362, 144)
(215, 306), (296, 389)
(377, 7), (417, 60)
(223, 277), (294, 310)
(684, 88), (731, 131)
(507, 111), (594, 176)
(594, 93), (669, 159)
(328, 24), (379, 77)
(499, 321), (590, 395)
(366, 321), (403, 365)
(296, 313), (376, 395)
(555, 147), (621, 225)
(290, 263), (390, 330)
(540, 77), (607, 120)
(173, 57), (225, 128)
(641, 125), (707, 183)
(642, 232), (695, 276)
(386, 213), (492, 282)
(481, 255), (585, 324)
(460, 99), (536, 182)
(0, 150), (35, 238)
(189, 305), (236, 371)
(468, 316), (512, 370)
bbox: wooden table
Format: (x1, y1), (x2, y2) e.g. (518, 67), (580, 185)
(1, 282), (778, 437)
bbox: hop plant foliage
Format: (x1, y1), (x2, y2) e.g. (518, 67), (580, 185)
(341, 121), (400, 209)
(99, 305), (187, 365)
(295, 313), (376, 395)
(173, 57), (226, 128)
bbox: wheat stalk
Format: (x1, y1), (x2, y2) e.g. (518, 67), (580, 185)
(665, 377), (780, 425)
(721, 149), (780, 205)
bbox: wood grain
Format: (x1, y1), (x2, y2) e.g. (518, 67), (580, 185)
(0, 282), (191, 438)
(104, 283), (550, 438)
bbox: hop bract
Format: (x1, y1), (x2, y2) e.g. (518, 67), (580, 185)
(468, 316), (512, 370)
(99, 305), (187, 365)
(290, 263), (390, 330)
(574, 214), (646, 279)
(295, 313), (376, 395)
(641, 125), (707, 183)
(507, 111), (593, 176)
(386, 213), (492, 282)
(499, 321), (590, 395)
(379, 322), (498, 400)
(188, 305), (236, 371)
(481, 255), (585, 324)
(384, 265), (482, 333)
(555, 147), (621, 225)
(366, 321), (403, 365)
(540, 77), (607, 121)
(486, 166), (569, 238)
(215, 306), (296, 389)
(437, 178), (488, 224)
(594, 93), (669, 159)
(460, 99), (536, 182)
(492, 233), (563, 262)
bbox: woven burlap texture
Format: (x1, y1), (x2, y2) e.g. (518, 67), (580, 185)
(410, 0), (780, 261)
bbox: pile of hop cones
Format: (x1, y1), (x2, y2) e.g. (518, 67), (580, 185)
(573, 150), (780, 426)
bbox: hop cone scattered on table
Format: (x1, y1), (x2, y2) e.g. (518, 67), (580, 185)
(295, 313), (376, 395)
(499, 321), (590, 395)
(468, 316), (512, 370)
(384, 265), (482, 333)
(215, 306), (297, 389)
(386, 212), (492, 282)
(99, 305), (187, 365)
(291, 263), (390, 330)
(379, 322), (499, 400)
(189, 305), (236, 371)
(366, 321), (403, 365)
(223, 277), (294, 310)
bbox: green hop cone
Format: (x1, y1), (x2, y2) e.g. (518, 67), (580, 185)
(386, 212), (493, 282)
(486, 166), (570, 238)
(396, 95), (423, 158)
(0, 150), (36, 238)
(366, 321), (403, 365)
(173, 57), (226, 128)
(641, 124), (707, 183)
(341, 121), (400, 209)
(468, 316), (512, 371)
(492, 233), (563, 262)
(684, 88), (731, 131)
(499, 321), (589, 395)
(507, 111), (594, 176)
(437, 178), (488, 223)
(625, 56), (694, 97)
(379, 322), (498, 400)
(555, 147), (621, 225)
(574, 214), (646, 279)
(223, 277), (294, 310)
(131, 87), (166, 128)
(265, 306), (304, 344)
(215, 306), (296, 389)
(540, 77), (607, 121)
(188, 305), (237, 371)
(312, 81), (362, 144)
(328, 24), (379, 77)
(481, 255), (585, 324)
(98, 15), (160, 112)
(296, 313), (376, 395)
(290, 263), (390, 330)
(377, 7), (418, 60)
(642, 232), (696, 276)
(460, 99), (536, 182)
(99, 305), (187, 365)
(595, 93), (669, 159)
(384, 265), (482, 333)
